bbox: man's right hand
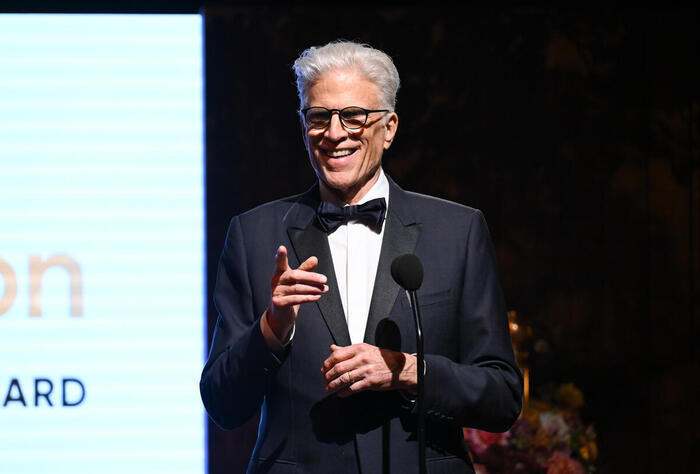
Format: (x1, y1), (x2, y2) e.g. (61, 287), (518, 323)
(266, 245), (328, 341)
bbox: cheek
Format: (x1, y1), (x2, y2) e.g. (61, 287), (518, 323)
(307, 143), (322, 160)
(366, 136), (385, 161)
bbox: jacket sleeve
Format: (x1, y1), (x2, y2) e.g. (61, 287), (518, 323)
(422, 210), (523, 432)
(199, 216), (285, 429)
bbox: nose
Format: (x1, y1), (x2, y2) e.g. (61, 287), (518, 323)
(325, 111), (348, 141)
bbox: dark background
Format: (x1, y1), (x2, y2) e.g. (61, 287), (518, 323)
(204, 6), (699, 473)
(4, 3), (698, 473)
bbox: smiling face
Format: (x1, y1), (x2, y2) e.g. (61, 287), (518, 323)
(302, 69), (398, 205)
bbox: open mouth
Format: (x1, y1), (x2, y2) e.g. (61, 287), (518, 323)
(323, 148), (357, 158)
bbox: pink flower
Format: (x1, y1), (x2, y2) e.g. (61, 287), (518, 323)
(463, 428), (510, 457)
(539, 412), (570, 444)
(546, 452), (585, 474)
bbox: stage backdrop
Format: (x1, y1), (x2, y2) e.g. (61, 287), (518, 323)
(203, 7), (698, 474)
(0, 14), (205, 473)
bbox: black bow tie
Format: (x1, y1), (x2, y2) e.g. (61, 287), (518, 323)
(317, 197), (387, 233)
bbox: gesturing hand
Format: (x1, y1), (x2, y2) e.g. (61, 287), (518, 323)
(321, 343), (418, 398)
(266, 245), (328, 341)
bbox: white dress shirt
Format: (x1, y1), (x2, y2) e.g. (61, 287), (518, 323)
(261, 169), (389, 349)
(327, 169), (389, 344)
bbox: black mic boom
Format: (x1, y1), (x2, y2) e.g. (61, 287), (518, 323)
(390, 253), (426, 474)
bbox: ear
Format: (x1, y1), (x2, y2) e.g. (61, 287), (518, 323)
(383, 112), (399, 150)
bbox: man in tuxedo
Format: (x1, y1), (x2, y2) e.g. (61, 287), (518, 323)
(200, 40), (523, 473)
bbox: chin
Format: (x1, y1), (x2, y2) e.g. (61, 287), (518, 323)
(322, 176), (354, 194)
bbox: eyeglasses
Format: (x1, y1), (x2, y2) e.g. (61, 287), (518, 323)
(301, 106), (389, 130)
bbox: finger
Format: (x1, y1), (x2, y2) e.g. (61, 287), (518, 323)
(275, 283), (329, 296)
(271, 294), (322, 308)
(323, 358), (356, 383)
(336, 370), (388, 397)
(279, 269), (327, 286)
(297, 255), (318, 272)
(324, 367), (354, 392)
(321, 344), (356, 373)
(273, 245), (290, 275)
(327, 367), (370, 394)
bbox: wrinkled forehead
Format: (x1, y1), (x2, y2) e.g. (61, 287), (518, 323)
(301, 68), (382, 108)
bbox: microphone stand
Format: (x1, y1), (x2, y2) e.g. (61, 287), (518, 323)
(391, 254), (426, 474)
(407, 289), (426, 474)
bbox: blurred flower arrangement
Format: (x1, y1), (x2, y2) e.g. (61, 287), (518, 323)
(464, 382), (597, 473)
(463, 311), (598, 473)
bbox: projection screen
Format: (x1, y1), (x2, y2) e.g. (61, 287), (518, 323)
(0, 14), (205, 473)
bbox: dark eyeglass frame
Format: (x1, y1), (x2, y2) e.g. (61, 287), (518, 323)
(301, 106), (389, 130)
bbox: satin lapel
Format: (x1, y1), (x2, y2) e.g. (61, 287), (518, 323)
(288, 222), (352, 347)
(363, 184), (421, 345)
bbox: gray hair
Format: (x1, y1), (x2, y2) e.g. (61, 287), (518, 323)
(293, 40), (401, 112)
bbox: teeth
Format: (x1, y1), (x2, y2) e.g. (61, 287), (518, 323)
(326, 149), (355, 158)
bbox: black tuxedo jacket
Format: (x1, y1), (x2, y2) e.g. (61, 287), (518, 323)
(200, 176), (522, 473)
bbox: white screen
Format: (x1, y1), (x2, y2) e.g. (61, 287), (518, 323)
(0, 14), (205, 473)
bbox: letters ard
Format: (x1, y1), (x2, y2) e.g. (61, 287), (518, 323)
(3, 378), (86, 407)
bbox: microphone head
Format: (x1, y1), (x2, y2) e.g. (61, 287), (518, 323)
(391, 254), (424, 291)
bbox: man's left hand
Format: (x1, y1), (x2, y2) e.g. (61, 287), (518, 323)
(321, 343), (417, 397)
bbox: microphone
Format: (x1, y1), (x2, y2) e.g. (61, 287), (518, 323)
(391, 254), (426, 474)
(390, 254), (423, 291)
